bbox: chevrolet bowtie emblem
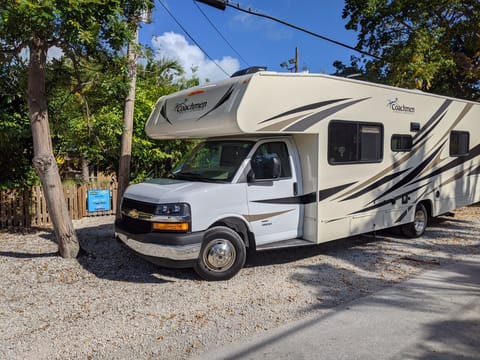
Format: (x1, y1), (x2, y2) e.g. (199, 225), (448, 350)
(128, 209), (139, 219)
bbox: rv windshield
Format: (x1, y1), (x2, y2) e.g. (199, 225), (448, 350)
(172, 140), (254, 182)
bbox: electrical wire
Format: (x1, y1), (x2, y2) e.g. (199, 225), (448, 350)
(157, 0), (231, 77)
(224, 2), (382, 61)
(193, 0), (250, 67)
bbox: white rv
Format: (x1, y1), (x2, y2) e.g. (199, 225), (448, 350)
(115, 69), (480, 280)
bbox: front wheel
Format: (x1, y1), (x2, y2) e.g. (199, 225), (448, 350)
(194, 226), (246, 281)
(402, 203), (428, 238)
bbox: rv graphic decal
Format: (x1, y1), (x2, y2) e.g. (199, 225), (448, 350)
(412, 143), (480, 185)
(198, 84), (235, 120)
(395, 206), (413, 223)
(257, 97), (370, 132)
(343, 142), (480, 216)
(412, 99), (452, 146)
(371, 142), (446, 204)
(244, 209), (294, 222)
(339, 169), (411, 202)
(285, 97), (370, 132)
(414, 102), (473, 148)
(319, 182), (357, 202)
(469, 164), (480, 176)
(260, 98), (349, 124)
(160, 101), (171, 124)
(351, 184), (429, 215)
(251, 191), (317, 205)
(335, 99), (470, 205)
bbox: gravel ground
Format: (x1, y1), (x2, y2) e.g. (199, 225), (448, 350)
(1, 206), (479, 359)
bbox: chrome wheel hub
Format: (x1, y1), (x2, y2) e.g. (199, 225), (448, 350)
(414, 210), (426, 233)
(204, 240), (236, 272)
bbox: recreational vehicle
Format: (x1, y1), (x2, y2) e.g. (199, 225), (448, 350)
(115, 69), (480, 281)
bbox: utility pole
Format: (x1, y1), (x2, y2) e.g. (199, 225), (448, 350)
(294, 46), (298, 73)
(116, 5), (152, 220)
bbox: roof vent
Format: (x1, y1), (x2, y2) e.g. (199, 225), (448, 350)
(231, 66), (267, 78)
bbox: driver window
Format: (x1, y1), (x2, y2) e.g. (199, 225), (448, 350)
(251, 142), (292, 180)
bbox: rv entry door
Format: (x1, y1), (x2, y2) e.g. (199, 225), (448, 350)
(247, 140), (302, 245)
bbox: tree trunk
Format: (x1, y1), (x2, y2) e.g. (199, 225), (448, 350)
(28, 37), (79, 258)
(81, 155), (90, 183)
(116, 22), (139, 220)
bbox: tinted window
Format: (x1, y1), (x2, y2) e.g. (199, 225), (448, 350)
(173, 140), (254, 182)
(450, 131), (469, 156)
(328, 121), (383, 164)
(391, 134), (413, 152)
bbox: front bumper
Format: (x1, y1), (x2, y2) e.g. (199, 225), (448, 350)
(115, 222), (204, 268)
(116, 232), (201, 261)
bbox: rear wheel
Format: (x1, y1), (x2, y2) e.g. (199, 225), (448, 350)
(194, 226), (246, 281)
(402, 203), (428, 238)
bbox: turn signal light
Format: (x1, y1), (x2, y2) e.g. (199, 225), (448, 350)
(152, 222), (189, 232)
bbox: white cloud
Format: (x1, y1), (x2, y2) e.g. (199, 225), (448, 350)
(47, 46), (64, 62)
(18, 45), (64, 63)
(151, 32), (240, 83)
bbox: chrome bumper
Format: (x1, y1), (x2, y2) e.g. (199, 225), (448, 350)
(116, 233), (201, 261)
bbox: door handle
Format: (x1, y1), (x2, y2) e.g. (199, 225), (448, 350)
(293, 182), (298, 196)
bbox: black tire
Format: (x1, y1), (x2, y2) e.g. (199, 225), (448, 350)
(194, 226), (246, 281)
(401, 203), (428, 238)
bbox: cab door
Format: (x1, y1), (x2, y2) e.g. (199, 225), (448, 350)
(246, 140), (302, 245)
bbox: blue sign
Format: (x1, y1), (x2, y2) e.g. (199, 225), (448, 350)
(87, 189), (111, 212)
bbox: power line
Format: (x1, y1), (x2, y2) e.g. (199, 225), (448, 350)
(196, 0), (383, 61)
(193, 0), (250, 67)
(157, 0), (231, 77)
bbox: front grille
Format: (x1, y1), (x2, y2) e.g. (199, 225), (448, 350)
(122, 197), (157, 214)
(119, 216), (152, 234)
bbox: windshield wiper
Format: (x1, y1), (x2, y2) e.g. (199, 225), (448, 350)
(172, 172), (208, 181)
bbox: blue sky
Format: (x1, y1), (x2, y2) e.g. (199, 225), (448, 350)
(139, 1), (359, 82)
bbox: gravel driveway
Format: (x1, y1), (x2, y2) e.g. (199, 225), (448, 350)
(1, 206), (479, 359)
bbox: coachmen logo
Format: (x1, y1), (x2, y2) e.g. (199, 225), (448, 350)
(387, 98), (415, 114)
(175, 99), (208, 113)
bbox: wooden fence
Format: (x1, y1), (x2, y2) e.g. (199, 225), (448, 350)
(0, 183), (117, 229)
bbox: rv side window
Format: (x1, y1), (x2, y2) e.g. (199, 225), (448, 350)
(328, 121), (383, 164)
(449, 131), (469, 156)
(251, 142), (292, 180)
(391, 134), (413, 152)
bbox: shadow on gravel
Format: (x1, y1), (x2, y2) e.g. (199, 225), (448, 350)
(0, 250), (59, 258)
(75, 223), (198, 283)
(247, 234), (380, 268)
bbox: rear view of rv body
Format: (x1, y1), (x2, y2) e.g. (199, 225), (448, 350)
(115, 71), (480, 280)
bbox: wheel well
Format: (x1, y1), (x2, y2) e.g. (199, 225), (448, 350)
(210, 218), (254, 249)
(419, 200), (433, 219)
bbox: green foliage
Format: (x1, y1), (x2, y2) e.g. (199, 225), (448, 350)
(0, 61), (39, 189)
(129, 59), (199, 183)
(44, 55), (198, 184)
(341, 0), (480, 100)
(0, 0), (200, 189)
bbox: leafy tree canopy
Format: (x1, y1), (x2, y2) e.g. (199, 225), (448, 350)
(340, 0), (480, 100)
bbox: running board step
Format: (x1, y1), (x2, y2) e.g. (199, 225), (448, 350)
(256, 238), (315, 251)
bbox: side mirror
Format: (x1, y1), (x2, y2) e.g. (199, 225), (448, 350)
(164, 158), (173, 172)
(247, 169), (255, 182)
(248, 156), (281, 182)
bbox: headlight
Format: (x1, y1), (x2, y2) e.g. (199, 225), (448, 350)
(152, 203), (191, 232)
(155, 203), (190, 216)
